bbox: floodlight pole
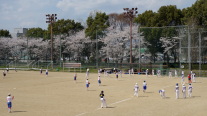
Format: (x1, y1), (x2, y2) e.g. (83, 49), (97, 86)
(46, 14), (57, 69)
(123, 8), (138, 64)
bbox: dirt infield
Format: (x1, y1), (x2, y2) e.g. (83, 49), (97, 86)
(0, 70), (207, 116)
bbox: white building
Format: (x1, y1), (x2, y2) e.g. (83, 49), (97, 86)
(11, 28), (28, 38)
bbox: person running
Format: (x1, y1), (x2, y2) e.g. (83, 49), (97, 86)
(159, 89), (165, 98)
(143, 81), (147, 92)
(175, 83), (179, 99)
(86, 79), (90, 90)
(7, 93), (14, 113)
(99, 91), (107, 108)
(98, 76), (101, 86)
(134, 83), (139, 97)
(182, 84), (187, 99)
(188, 83), (193, 97)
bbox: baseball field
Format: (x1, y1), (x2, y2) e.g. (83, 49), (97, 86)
(0, 70), (207, 116)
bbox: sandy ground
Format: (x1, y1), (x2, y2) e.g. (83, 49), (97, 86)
(0, 70), (207, 116)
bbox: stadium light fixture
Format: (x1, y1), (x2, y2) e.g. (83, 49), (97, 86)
(123, 7), (138, 64)
(46, 14), (57, 69)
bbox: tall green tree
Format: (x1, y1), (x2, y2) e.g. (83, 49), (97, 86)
(182, 0), (207, 28)
(50, 19), (84, 36)
(85, 12), (109, 40)
(26, 27), (46, 38)
(0, 29), (12, 38)
(156, 5), (183, 26)
(135, 10), (158, 27)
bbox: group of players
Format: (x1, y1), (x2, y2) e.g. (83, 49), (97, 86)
(72, 68), (196, 108)
(2, 68), (195, 111)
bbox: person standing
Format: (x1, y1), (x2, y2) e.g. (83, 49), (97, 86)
(99, 91), (107, 108)
(86, 79), (90, 90)
(6, 68), (9, 73)
(45, 69), (48, 76)
(134, 83), (139, 97)
(175, 83), (179, 99)
(188, 74), (192, 83)
(188, 83), (193, 97)
(182, 84), (186, 99)
(175, 70), (178, 77)
(169, 71), (172, 78)
(181, 71), (185, 84)
(74, 73), (77, 83)
(7, 93), (14, 113)
(98, 76), (101, 86)
(152, 69), (155, 76)
(40, 68), (43, 74)
(86, 68), (89, 79)
(146, 69), (148, 77)
(143, 81), (147, 93)
(116, 72), (118, 80)
(192, 72), (196, 82)
(3, 70), (6, 78)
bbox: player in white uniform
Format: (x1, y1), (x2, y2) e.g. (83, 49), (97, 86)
(192, 72), (196, 82)
(7, 93), (14, 113)
(46, 69), (48, 76)
(86, 79), (90, 90)
(182, 84), (186, 99)
(131, 68), (134, 75)
(128, 69), (131, 76)
(86, 68), (89, 79)
(146, 69), (148, 77)
(159, 89), (165, 98)
(98, 69), (101, 76)
(143, 81), (147, 92)
(188, 83), (193, 97)
(175, 70), (178, 77)
(152, 69), (155, 76)
(98, 76), (101, 86)
(134, 83), (139, 97)
(145, 69), (149, 77)
(157, 69), (161, 77)
(181, 71), (184, 84)
(175, 83), (179, 99)
(169, 71), (172, 78)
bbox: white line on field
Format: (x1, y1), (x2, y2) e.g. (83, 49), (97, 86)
(75, 97), (132, 116)
(109, 97), (132, 106)
(74, 112), (88, 116)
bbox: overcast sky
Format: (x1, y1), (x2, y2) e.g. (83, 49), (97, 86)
(0, 0), (197, 33)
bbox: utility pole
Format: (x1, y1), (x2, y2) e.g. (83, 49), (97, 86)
(46, 14), (57, 69)
(123, 8), (138, 64)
